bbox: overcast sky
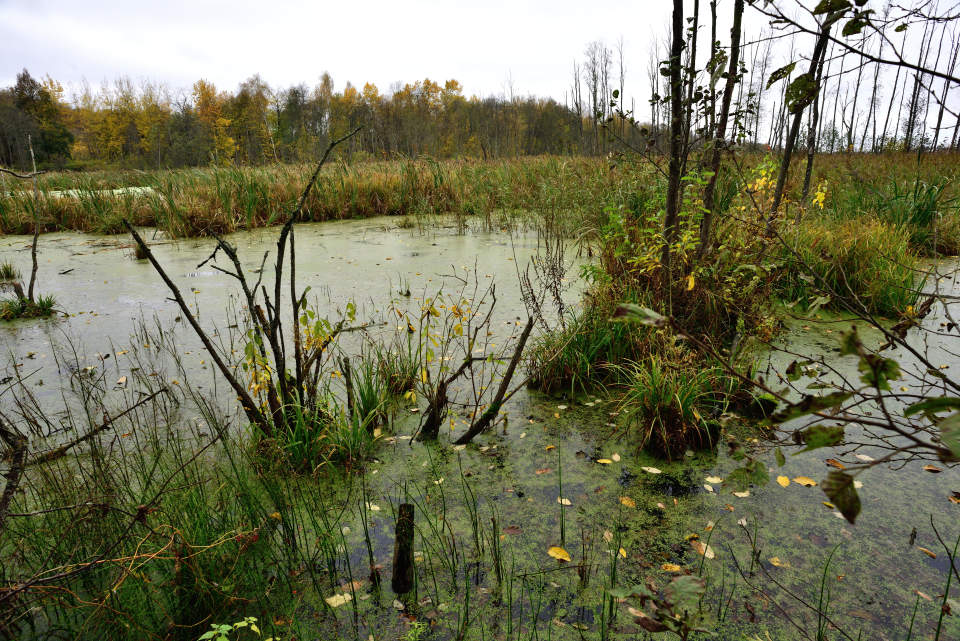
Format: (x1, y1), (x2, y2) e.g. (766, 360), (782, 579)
(0, 0), (686, 103)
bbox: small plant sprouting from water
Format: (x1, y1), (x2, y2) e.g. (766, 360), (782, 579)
(0, 262), (20, 282)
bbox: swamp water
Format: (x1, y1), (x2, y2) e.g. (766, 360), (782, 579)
(1, 217), (957, 641)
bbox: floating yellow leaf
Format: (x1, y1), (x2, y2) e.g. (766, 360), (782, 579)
(776, 475), (790, 488)
(923, 465), (942, 473)
(269, 512), (281, 520)
(611, 453), (621, 462)
(324, 593), (352, 607)
(703, 484), (714, 493)
(596, 459), (613, 465)
(825, 458), (845, 469)
(690, 540), (715, 559)
(545, 445), (556, 451)
(603, 530), (614, 542)
(618, 547), (627, 558)
(769, 557), (791, 568)
(918, 547), (937, 559)
(822, 501), (836, 509)
(641, 466), (662, 474)
(732, 490), (750, 498)
(620, 496), (637, 508)
(705, 476), (723, 484)
(548, 546), (572, 562)
(855, 454), (875, 462)
(661, 563), (683, 573)
(793, 476), (818, 487)
(557, 497), (572, 506)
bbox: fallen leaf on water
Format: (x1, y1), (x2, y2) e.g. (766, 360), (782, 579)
(703, 484), (714, 493)
(269, 512), (281, 520)
(657, 502), (667, 510)
(793, 476), (818, 487)
(325, 593), (352, 608)
(548, 546), (572, 562)
(603, 530), (613, 542)
(641, 466), (662, 474)
(620, 496), (637, 508)
(822, 501), (836, 509)
(918, 547), (937, 559)
(923, 465), (941, 473)
(557, 497), (572, 506)
(503, 525), (522, 535)
(705, 476), (723, 484)
(723, 504), (735, 511)
(855, 454), (875, 462)
(916, 590), (933, 601)
(777, 476), (790, 488)
(535, 467), (552, 475)
(737, 518), (748, 527)
(545, 445), (556, 451)
(732, 491), (750, 498)
(854, 480), (863, 489)
(769, 557), (791, 568)
(366, 502), (381, 512)
(825, 459), (845, 469)
(690, 540), (715, 559)
(611, 453), (621, 462)
(392, 599), (405, 610)
(618, 547), (627, 558)
(596, 459), (613, 465)
(661, 563), (683, 573)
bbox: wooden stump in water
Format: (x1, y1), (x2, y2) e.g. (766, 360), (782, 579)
(391, 503), (415, 594)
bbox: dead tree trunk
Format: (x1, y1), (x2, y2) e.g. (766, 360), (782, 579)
(391, 503), (415, 595)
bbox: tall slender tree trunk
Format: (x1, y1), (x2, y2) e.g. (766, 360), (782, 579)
(662, 0), (685, 289)
(933, 34), (960, 148)
(801, 47), (828, 207)
(768, 20), (833, 227)
(698, 0), (744, 257)
(880, 29), (909, 149)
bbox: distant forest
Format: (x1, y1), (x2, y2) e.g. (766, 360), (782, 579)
(3, 21), (960, 171)
(0, 69), (619, 171)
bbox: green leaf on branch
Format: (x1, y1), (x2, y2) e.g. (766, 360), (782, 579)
(786, 73), (819, 113)
(858, 354), (901, 391)
(904, 397), (960, 417)
(936, 413), (960, 462)
(766, 62), (797, 89)
(821, 470), (861, 524)
(795, 424), (845, 452)
(771, 392), (852, 422)
(813, 0), (851, 14)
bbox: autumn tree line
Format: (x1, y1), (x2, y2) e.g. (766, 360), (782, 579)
(4, 1), (960, 174)
(0, 70), (621, 171)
